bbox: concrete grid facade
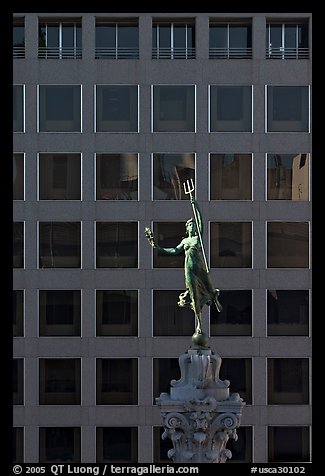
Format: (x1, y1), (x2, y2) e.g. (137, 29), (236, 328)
(13, 12), (312, 463)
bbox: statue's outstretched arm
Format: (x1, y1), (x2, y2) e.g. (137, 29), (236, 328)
(145, 227), (184, 255)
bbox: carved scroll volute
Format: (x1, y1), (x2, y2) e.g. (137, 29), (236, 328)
(171, 353), (190, 387)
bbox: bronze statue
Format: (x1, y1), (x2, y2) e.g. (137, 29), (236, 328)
(145, 179), (221, 336)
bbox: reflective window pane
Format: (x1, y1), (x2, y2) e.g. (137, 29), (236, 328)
(118, 25), (139, 48)
(13, 427), (24, 463)
(96, 290), (138, 336)
(227, 427), (252, 463)
(13, 290), (24, 337)
(39, 222), (81, 268)
(268, 427), (310, 462)
(39, 153), (81, 200)
(39, 290), (81, 336)
(210, 153), (252, 200)
(267, 290), (309, 336)
(153, 86), (195, 132)
(39, 358), (81, 405)
(220, 358), (252, 404)
(96, 25), (116, 48)
(267, 153), (309, 200)
(153, 222), (185, 268)
(13, 358), (24, 405)
(96, 86), (138, 132)
(153, 427), (173, 463)
(96, 358), (138, 405)
(13, 222), (24, 268)
(210, 86), (252, 132)
(153, 358), (180, 404)
(96, 154), (138, 200)
(39, 427), (81, 463)
(13, 24), (25, 47)
(39, 85), (81, 132)
(229, 25), (252, 48)
(13, 85), (24, 132)
(153, 153), (195, 200)
(96, 222), (138, 268)
(153, 290), (195, 336)
(210, 222), (252, 268)
(96, 427), (138, 463)
(267, 222), (309, 268)
(13, 153), (24, 200)
(267, 86), (309, 132)
(268, 358), (309, 404)
(210, 290), (252, 336)
(209, 25), (227, 48)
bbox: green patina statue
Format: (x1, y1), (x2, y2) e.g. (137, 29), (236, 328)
(145, 180), (221, 337)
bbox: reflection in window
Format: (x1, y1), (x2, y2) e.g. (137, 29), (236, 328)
(96, 222), (138, 268)
(39, 154), (81, 200)
(96, 359), (138, 405)
(96, 86), (138, 132)
(95, 20), (139, 59)
(227, 427), (253, 463)
(268, 358), (309, 404)
(96, 427), (138, 463)
(210, 86), (252, 132)
(210, 154), (252, 200)
(38, 20), (82, 58)
(153, 153), (195, 200)
(210, 290), (252, 336)
(96, 290), (138, 336)
(39, 359), (81, 405)
(267, 153), (309, 200)
(13, 358), (24, 405)
(96, 154), (138, 200)
(39, 427), (81, 463)
(39, 85), (81, 132)
(220, 358), (252, 404)
(153, 86), (195, 132)
(13, 153), (24, 200)
(267, 86), (309, 132)
(266, 22), (309, 59)
(13, 222), (24, 268)
(209, 22), (252, 58)
(39, 290), (81, 336)
(13, 18), (25, 58)
(39, 222), (81, 268)
(267, 290), (309, 336)
(153, 290), (195, 336)
(267, 222), (309, 268)
(13, 290), (24, 337)
(13, 85), (24, 132)
(153, 358), (180, 404)
(152, 21), (195, 59)
(153, 427), (173, 463)
(210, 222), (252, 268)
(13, 427), (24, 463)
(153, 222), (185, 268)
(268, 427), (310, 462)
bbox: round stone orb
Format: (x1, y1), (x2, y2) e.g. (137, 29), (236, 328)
(192, 331), (209, 348)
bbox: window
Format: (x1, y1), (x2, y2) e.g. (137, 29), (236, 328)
(96, 358), (138, 405)
(38, 153), (81, 200)
(13, 85), (24, 132)
(96, 85), (138, 132)
(210, 222), (252, 268)
(267, 86), (309, 132)
(13, 428), (24, 463)
(152, 20), (195, 59)
(13, 153), (24, 200)
(267, 153), (309, 200)
(153, 290), (195, 336)
(153, 222), (185, 268)
(267, 290), (309, 336)
(268, 427), (310, 462)
(95, 19), (139, 59)
(38, 19), (82, 58)
(210, 290), (252, 336)
(153, 85), (195, 132)
(13, 358), (24, 405)
(153, 358), (180, 404)
(39, 222), (81, 268)
(153, 427), (173, 463)
(96, 427), (138, 463)
(13, 18), (25, 58)
(39, 358), (81, 405)
(13, 290), (24, 337)
(209, 22), (252, 59)
(220, 358), (252, 404)
(266, 22), (309, 59)
(96, 154), (138, 200)
(13, 222), (24, 268)
(38, 85), (81, 132)
(268, 358), (309, 405)
(96, 222), (138, 268)
(267, 222), (309, 268)
(39, 427), (81, 463)
(96, 290), (138, 336)
(227, 427), (253, 463)
(153, 153), (195, 200)
(210, 86), (252, 132)
(210, 154), (252, 200)
(39, 290), (81, 336)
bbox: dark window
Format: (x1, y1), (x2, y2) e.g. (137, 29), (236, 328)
(96, 154), (138, 200)
(39, 85), (81, 132)
(96, 222), (138, 268)
(210, 86), (252, 132)
(96, 359), (138, 405)
(267, 86), (309, 132)
(96, 290), (138, 336)
(153, 427), (173, 463)
(268, 427), (310, 462)
(210, 290), (252, 336)
(210, 222), (252, 268)
(267, 222), (309, 268)
(39, 290), (81, 336)
(96, 427), (138, 463)
(39, 153), (81, 200)
(13, 222), (24, 268)
(209, 22), (252, 58)
(220, 358), (252, 404)
(153, 222), (185, 268)
(95, 20), (139, 59)
(210, 153), (252, 200)
(153, 153), (195, 200)
(267, 290), (309, 336)
(38, 20), (82, 58)
(13, 427), (24, 463)
(267, 153), (309, 200)
(13, 85), (24, 132)
(39, 359), (81, 405)
(13, 359), (24, 405)
(13, 18), (25, 58)
(153, 358), (180, 404)
(227, 427), (253, 463)
(153, 290), (195, 336)
(13, 290), (24, 337)
(39, 427), (81, 463)
(266, 22), (309, 59)
(153, 86), (195, 132)
(152, 21), (195, 59)
(13, 153), (24, 200)
(96, 86), (138, 132)
(268, 358), (309, 404)
(39, 222), (81, 268)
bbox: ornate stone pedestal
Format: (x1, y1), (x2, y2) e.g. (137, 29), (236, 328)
(156, 346), (245, 463)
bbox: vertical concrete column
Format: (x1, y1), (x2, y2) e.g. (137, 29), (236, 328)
(82, 14), (96, 61)
(25, 13), (38, 60)
(195, 15), (209, 60)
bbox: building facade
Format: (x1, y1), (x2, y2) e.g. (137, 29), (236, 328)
(13, 12), (312, 463)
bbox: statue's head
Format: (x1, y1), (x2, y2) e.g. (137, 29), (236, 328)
(185, 218), (197, 235)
